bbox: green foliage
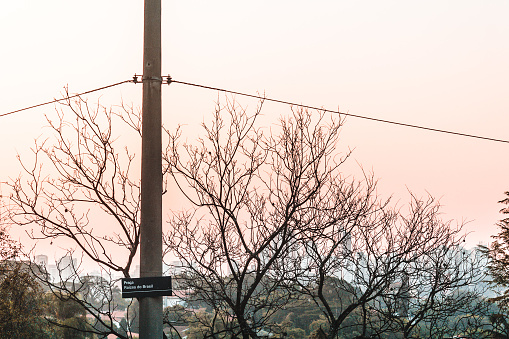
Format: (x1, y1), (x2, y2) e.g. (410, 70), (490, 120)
(270, 301), (322, 336)
(0, 257), (52, 337)
(268, 277), (360, 338)
(61, 317), (89, 339)
(164, 304), (189, 325)
(53, 295), (86, 319)
(185, 311), (214, 339)
(112, 285), (130, 311)
(277, 313), (306, 339)
(485, 191), (509, 308)
(308, 326), (328, 339)
(117, 317), (128, 337)
(46, 292), (91, 339)
(286, 327), (306, 339)
(127, 298), (140, 334)
(309, 316), (328, 335)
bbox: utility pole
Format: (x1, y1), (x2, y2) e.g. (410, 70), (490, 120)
(140, 0), (162, 337)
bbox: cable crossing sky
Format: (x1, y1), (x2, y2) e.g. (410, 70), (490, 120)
(2, 76), (508, 144)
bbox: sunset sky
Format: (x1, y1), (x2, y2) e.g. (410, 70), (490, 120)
(1, 1), (508, 256)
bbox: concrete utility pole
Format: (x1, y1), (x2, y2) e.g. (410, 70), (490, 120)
(140, 0), (163, 337)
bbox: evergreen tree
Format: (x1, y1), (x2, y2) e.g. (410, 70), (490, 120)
(484, 191), (509, 310)
(0, 261), (52, 338)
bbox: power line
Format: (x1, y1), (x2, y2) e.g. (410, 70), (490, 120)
(168, 78), (509, 145)
(0, 80), (133, 118)
(2, 76), (508, 144)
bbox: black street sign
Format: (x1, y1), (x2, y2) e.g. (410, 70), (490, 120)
(121, 276), (172, 298)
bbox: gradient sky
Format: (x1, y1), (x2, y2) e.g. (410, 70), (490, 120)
(1, 1), (508, 254)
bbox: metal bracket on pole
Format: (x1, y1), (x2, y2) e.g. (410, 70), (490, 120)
(132, 74), (170, 85)
(143, 76), (163, 83)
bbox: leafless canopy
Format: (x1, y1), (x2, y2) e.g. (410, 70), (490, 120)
(164, 98), (484, 339)
(9, 92), (141, 338)
(6, 92), (487, 338)
(163, 98), (384, 338)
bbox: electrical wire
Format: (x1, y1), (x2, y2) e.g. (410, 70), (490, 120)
(2, 76), (507, 144)
(0, 80), (133, 118)
(170, 79), (509, 144)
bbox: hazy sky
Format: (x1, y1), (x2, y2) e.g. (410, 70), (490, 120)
(1, 1), (508, 253)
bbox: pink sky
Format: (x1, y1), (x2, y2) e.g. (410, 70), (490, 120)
(1, 1), (508, 255)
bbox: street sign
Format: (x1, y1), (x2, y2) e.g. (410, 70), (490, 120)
(121, 276), (172, 298)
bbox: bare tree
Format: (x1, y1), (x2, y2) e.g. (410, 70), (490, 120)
(296, 193), (483, 339)
(373, 237), (486, 338)
(163, 99), (351, 339)
(9, 91), (142, 338)
(0, 197), (19, 261)
(7, 90), (487, 339)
